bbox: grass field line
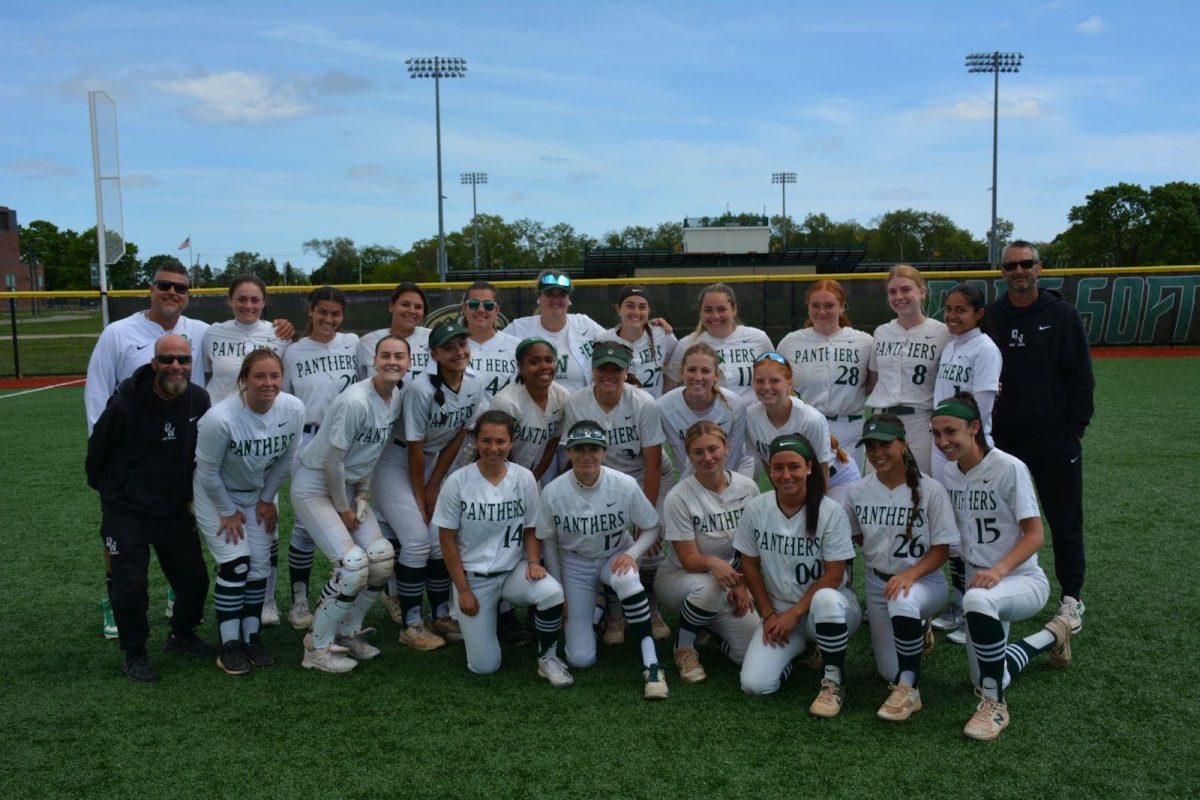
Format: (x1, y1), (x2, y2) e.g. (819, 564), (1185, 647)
(0, 332), (99, 341)
(0, 377), (85, 398)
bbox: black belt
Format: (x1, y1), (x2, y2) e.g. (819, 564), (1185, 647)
(872, 569), (894, 582)
(968, 561), (989, 571)
(825, 413), (864, 422)
(876, 405), (916, 415)
(392, 438), (408, 448)
(303, 423), (320, 434)
(469, 570), (508, 579)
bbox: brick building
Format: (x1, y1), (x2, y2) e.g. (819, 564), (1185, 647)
(0, 206), (45, 292)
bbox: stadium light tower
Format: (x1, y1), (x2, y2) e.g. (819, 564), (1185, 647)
(771, 172), (797, 250)
(460, 172), (488, 269)
(407, 56), (467, 282)
(966, 51), (1023, 268)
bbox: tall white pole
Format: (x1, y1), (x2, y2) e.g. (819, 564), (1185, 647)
(88, 92), (111, 327)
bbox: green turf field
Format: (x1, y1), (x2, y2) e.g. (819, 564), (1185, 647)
(2, 359), (1197, 799)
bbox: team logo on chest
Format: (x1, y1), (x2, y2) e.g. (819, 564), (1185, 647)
(162, 422), (177, 441)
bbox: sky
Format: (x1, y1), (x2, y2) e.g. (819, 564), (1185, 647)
(3, 0), (1198, 272)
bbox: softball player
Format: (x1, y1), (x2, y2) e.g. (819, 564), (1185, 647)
(463, 280), (521, 397)
(845, 414), (957, 721)
(776, 279), (873, 468)
(735, 434), (862, 718)
(742, 353), (834, 491)
(201, 274), (290, 405)
(289, 335), (409, 673)
(194, 350), (304, 674)
(503, 271), (607, 393)
(606, 285), (677, 398)
(358, 282), (431, 380)
(664, 283), (773, 401)
(931, 283), (1003, 644)
(658, 342), (754, 480)
(656, 421), (761, 683)
(281, 286), (360, 629)
(536, 420), (669, 699)
(372, 321), (488, 650)
(931, 394), (1073, 741)
(866, 265), (951, 475)
(434, 410), (571, 686)
(488, 338), (570, 480)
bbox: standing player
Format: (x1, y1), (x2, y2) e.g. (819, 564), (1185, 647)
(488, 338), (570, 481)
(434, 410), (571, 686)
(735, 434), (861, 718)
(930, 283), (1002, 645)
(358, 282), (431, 379)
(536, 420), (669, 699)
(194, 349), (304, 674)
(658, 342), (754, 480)
(504, 271), (608, 393)
(742, 353), (834, 490)
(845, 415), (956, 721)
(281, 286), (360, 629)
(664, 283), (773, 401)
(931, 394), (1073, 740)
(607, 285), (677, 398)
(201, 274), (291, 405)
(866, 265), (950, 474)
(289, 335), (409, 672)
(463, 280), (520, 397)
(777, 279), (873, 468)
(656, 422), (761, 683)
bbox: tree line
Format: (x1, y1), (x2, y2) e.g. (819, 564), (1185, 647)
(17, 181), (1200, 290)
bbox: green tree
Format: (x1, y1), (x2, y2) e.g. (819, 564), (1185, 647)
(304, 237), (360, 284)
(359, 245), (404, 282)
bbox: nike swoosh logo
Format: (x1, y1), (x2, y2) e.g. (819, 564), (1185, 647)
(188, 416), (199, 422)
(278, 421), (288, 427)
(1070, 455), (1080, 463)
(1039, 325), (1052, 331)
(924, 335), (935, 339)
(606, 501), (618, 507)
(136, 343), (151, 350)
(623, 414), (633, 421)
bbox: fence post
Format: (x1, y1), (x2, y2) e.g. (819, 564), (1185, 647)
(8, 295), (19, 378)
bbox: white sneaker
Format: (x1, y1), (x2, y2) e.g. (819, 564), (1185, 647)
(379, 592), (405, 625)
(430, 615), (464, 643)
(642, 663), (669, 700)
(399, 621), (446, 651)
(1057, 596), (1085, 634)
(931, 606), (960, 631)
(301, 633), (357, 673)
(946, 623), (967, 645)
(537, 655), (574, 688)
(336, 629), (381, 660)
(288, 599), (313, 630)
(261, 599), (280, 627)
(650, 611), (671, 640)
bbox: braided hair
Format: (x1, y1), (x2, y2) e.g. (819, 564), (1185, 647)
(868, 412), (922, 539)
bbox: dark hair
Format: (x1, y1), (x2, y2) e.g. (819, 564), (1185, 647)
(303, 286), (347, 337)
(389, 282), (428, 310)
(1005, 240), (1040, 262)
(515, 339), (556, 385)
(473, 409), (517, 438)
(616, 286), (656, 370)
(237, 348), (284, 391)
(462, 280), (498, 303)
(152, 257), (189, 278)
(228, 273), (267, 298)
(952, 391), (990, 454)
(862, 411), (921, 537)
(803, 279), (852, 328)
(693, 283), (739, 336)
(945, 283), (990, 334)
(768, 432), (826, 536)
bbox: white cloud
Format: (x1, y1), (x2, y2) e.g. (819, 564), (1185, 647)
(153, 71), (312, 123)
(4, 159), (79, 177)
(926, 96), (1050, 121)
(1076, 16), (1106, 34)
(123, 174), (163, 189)
(345, 164), (415, 187)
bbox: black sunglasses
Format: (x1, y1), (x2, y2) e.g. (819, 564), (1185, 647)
(1001, 259), (1038, 272)
(154, 354), (192, 365)
(154, 280), (190, 293)
(466, 299), (496, 311)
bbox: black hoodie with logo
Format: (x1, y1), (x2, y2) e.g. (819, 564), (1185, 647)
(987, 288), (1095, 442)
(85, 363), (211, 517)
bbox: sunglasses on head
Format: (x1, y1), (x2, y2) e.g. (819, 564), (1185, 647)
(538, 274), (572, 290)
(154, 354), (192, 365)
(1001, 259), (1038, 272)
(465, 299), (496, 311)
(154, 280), (190, 294)
(754, 352), (788, 366)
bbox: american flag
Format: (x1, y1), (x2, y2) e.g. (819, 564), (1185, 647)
(177, 236), (191, 250)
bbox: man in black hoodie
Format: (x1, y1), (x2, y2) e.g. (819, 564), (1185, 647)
(86, 334), (215, 681)
(987, 240), (1095, 634)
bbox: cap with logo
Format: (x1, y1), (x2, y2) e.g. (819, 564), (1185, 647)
(429, 321), (469, 349)
(856, 417), (907, 446)
(564, 420), (609, 450)
(591, 341), (632, 369)
(537, 273), (573, 295)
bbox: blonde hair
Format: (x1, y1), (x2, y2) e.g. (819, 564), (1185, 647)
(684, 420), (729, 453)
(887, 264), (927, 294)
(692, 283), (739, 336)
(681, 342), (734, 418)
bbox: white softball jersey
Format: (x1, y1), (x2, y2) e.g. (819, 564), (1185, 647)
(504, 314), (607, 393)
(733, 494), (855, 606)
(776, 326), (873, 417)
(297, 378), (401, 483)
(358, 326), (431, 380)
(941, 448), (1044, 577)
(657, 386), (754, 477)
(562, 384), (667, 481)
(665, 325), (774, 402)
(431, 462), (541, 574)
(845, 473), (958, 576)
(468, 331), (521, 397)
(84, 312), (210, 432)
(662, 472), (760, 570)
(202, 319), (290, 406)
(604, 325), (678, 398)
(866, 318), (951, 410)
(488, 381), (570, 471)
(536, 467), (660, 559)
(742, 398), (834, 470)
(402, 369), (489, 458)
(282, 333), (360, 429)
(194, 392), (306, 513)
(933, 327), (1002, 440)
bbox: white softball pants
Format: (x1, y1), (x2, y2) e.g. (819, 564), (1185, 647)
(290, 465), (385, 562)
(864, 567), (946, 683)
(370, 444), (442, 566)
(451, 563), (565, 675)
(654, 562), (760, 664)
(561, 550), (647, 669)
(963, 567), (1050, 687)
(195, 494), (273, 580)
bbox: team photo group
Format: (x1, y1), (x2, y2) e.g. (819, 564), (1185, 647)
(84, 238), (1094, 743)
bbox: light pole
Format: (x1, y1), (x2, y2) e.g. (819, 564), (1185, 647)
(460, 171), (488, 269)
(407, 56), (467, 282)
(966, 51), (1023, 268)
(771, 172), (796, 250)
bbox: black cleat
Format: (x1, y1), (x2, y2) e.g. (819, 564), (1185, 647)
(122, 652), (158, 683)
(164, 631), (218, 658)
(216, 641), (251, 675)
(244, 634), (275, 667)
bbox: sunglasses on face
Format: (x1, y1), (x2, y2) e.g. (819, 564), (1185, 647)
(154, 354), (192, 365)
(754, 352), (789, 366)
(154, 280), (190, 294)
(466, 299), (496, 311)
(538, 274), (572, 290)
(1001, 259), (1038, 272)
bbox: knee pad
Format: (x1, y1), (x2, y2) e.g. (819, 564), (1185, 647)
(333, 547), (369, 597)
(365, 539), (395, 588)
(217, 555), (251, 583)
(962, 588), (998, 619)
(809, 587), (845, 623)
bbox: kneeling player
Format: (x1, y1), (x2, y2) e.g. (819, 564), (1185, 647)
(435, 411), (570, 686)
(536, 420), (669, 700)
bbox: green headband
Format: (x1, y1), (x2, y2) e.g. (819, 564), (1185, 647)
(515, 337), (557, 361)
(769, 435), (815, 462)
(932, 400), (979, 422)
